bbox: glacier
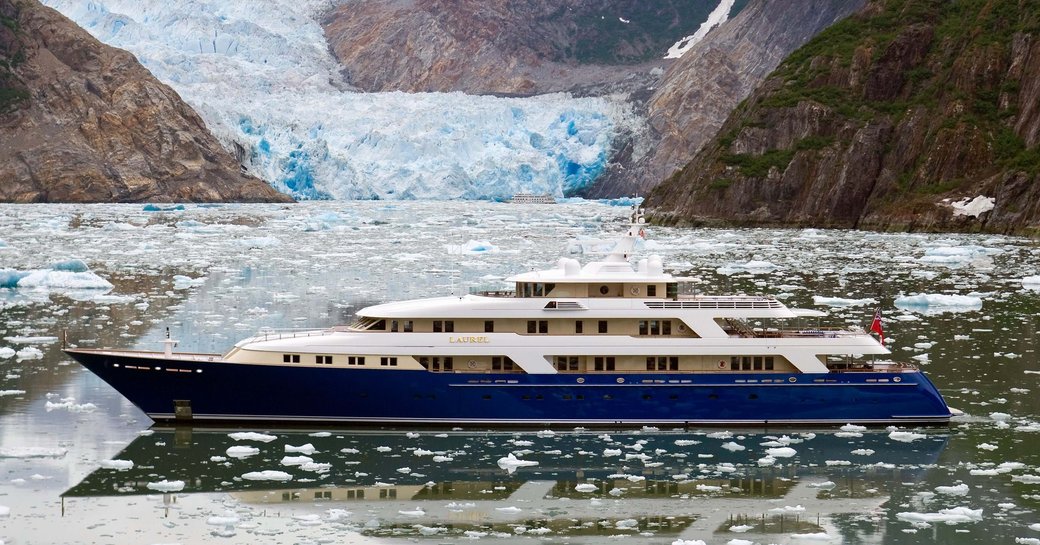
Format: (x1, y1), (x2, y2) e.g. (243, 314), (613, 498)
(44, 0), (641, 201)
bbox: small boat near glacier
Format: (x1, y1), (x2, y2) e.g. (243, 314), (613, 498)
(64, 207), (954, 426)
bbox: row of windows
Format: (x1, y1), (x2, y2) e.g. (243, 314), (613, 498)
(731, 356), (775, 371)
(638, 320), (672, 336)
(418, 356), (454, 371)
(520, 282), (557, 298)
(529, 320), (611, 334)
(492, 356), (516, 371)
(282, 353), (335, 365)
(554, 356), (580, 371)
(348, 356), (365, 366)
(380, 357), (398, 367)
(647, 356), (680, 371)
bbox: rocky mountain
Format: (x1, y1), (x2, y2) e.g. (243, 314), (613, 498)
(646, 0), (1040, 234)
(590, 0), (864, 197)
(0, 0), (291, 203)
(322, 0), (744, 96)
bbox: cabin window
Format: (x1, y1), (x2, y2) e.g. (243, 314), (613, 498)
(485, 320), (494, 333)
(730, 356), (739, 371)
(645, 357), (654, 371)
(315, 355), (333, 364)
(658, 356), (668, 371)
(669, 356), (679, 371)
(539, 320), (548, 334)
(283, 354), (300, 363)
(492, 356), (516, 371)
(554, 356), (579, 371)
(527, 320), (536, 334)
(434, 321), (442, 332)
(348, 356), (365, 366)
(391, 320), (399, 332)
(753, 356), (763, 370)
(372, 319), (386, 330)
(380, 356), (398, 367)
(639, 320), (648, 335)
(594, 356), (616, 371)
(663, 321), (671, 335)
(419, 357), (429, 369)
(647, 285), (657, 296)
(742, 356), (751, 371)
(575, 320), (583, 334)
(522, 283), (532, 298)
(444, 357), (453, 371)
(650, 320), (660, 335)
(445, 321), (454, 332)
(598, 320), (608, 333)
(666, 283), (678, 299)
(403, 320), (413, 332)
(765, 356), (775, 370)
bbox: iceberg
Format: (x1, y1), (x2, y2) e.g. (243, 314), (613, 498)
(895, 293), (983, 313)
(44, 0), (635, 201)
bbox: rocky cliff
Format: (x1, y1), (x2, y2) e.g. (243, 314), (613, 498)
(0, 0), (292, 203)
(646, 0), (1040, 234)
(322, 0), (738, 96)
(590, 0), (864, 197)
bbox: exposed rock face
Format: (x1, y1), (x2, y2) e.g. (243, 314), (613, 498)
(647, 0), (1040, 235)
(590, 0), (864, 197)
(322, 0), (728, 96)
(0, 0), (292, 203)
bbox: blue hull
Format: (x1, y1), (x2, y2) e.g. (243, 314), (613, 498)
(65, 350), (953, 426)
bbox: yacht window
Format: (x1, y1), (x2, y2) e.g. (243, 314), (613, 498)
(569, 356), (578, 371)
(418, 357), (429, 368)
(545, 283), (555, 295)
(348, 356), (365, 365)
(663, 320), (671, 335)
(765, 356), (775, 370)
(645, 357), (654, 371)
(753, 356), (763, 370)
(594, 356), (604, 371)
(527, 320), (536, 334)
(669, 356), (679, 371)
(445, 321), (454, 332)
(522, 283), (532, 298)
(391, 320), (399, 332)
(444, 357), (453, 371)
(434, 321), (443, 333)
(730, 357), (739, 371)
(372, 319), (386, 331)
(666, 283), (678, 299)
(432, 357), (441, 371)
(647, 285), (657, 296)
(575, 320), (583, 334)
(539, 320), (548, 334)
(283, 354), (300, 363)
(533, 283), (543, 297)
(657, 356), (668, 371)
(639, 320), (648, 336)
(403, 320), (413, 332)
(315, 355), (333, 364)
(380, 357), (398, 366)
(650, 320), (660, 335)
(606, 356), (615, 371)
(742, 356), (751, 371)
(485, 320), (494, 333)
(598, 320), (608, 333)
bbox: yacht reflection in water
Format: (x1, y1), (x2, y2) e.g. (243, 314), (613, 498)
(65, 428), (949, 542)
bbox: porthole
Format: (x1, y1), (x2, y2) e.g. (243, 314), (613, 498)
(599, 285), (609, 295)
(576, 377), (585, 384)
(630, 286), (639, 295)
(893, 376), (902, 383)
(616, 377), (625, 384)
(788, 377), (797, 383)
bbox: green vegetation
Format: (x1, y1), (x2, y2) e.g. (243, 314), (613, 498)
(0, 87), (28, 113)
(720, 149), (794, 178)
(708, 178), (733, 191)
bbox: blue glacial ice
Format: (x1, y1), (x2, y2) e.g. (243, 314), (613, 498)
(44, 0), (639, 201)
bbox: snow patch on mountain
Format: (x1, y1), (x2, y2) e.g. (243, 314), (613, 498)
(45, 0), (634, 200)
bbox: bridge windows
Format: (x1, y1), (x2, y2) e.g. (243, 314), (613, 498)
(645, 356), (679, 371)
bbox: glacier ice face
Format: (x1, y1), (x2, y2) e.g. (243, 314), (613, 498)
(44, 0), (633, 201)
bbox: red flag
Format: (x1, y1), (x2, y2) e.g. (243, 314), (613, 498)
(869, 308), (884, 345)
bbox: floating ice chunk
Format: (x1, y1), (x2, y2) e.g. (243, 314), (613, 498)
(285, 443), (316, 454)
(895, 293), (983, 313)
(896, 506), (983, 524)
(825, 460), (851, 466)
(1016, 538), (1040, 545)
(172, 275), (206, 289)
(496, 506), (522, 514)
(497, 453), (538, 473)
(851, 449), (875, 456)
(978, 443), (998, 451)
(100, 459), (134, 470)
(990, 412), (1012, 421)
(0, 347), (15, 359)
(4, 336), (58, 344)
(812, 296), (877, 307)
(766, 447), (797, 458)
(0, 390), (26, 397)
(674, 439), (700, 446)
(726, 540), (754, 545)
(615, 519), (639, 529)
(226, 446), (260, 458)
(574, 483), (599, 493)
(730, 525), (754, 533)
(696, 484), (722, 492)
(706, 431), (732, 439)
(376, 446), (392, 452)
(17, 269), (113, 290)
(0, 447), (67, 458)
(241, 470), (292, 481)
(808, 481), (836, 489)
(757, 456), (776, 466)
(447, 240), (500, 254)
(0, 505), (8, 517)
(15, 347), (43, 360)
(432, 455), (454, 462)
(398, 507), (425, 516)
(671, 540), (707, 545)
(1023, 276), (1040, 290)
(280, 455), (313, 466)
(721, 441), (745, 452)
(770, 505), (806, 513)
(228, 432), (277, 442)
(1013, 475), (1040, 484)
(889, 431), (927, 443)
(1030, 523), (1040, 531)
(603, 449), (622, 457)
(936, 483), (970, 496)
(146, 479), (185, 492)
(716, 260), (777, 275)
